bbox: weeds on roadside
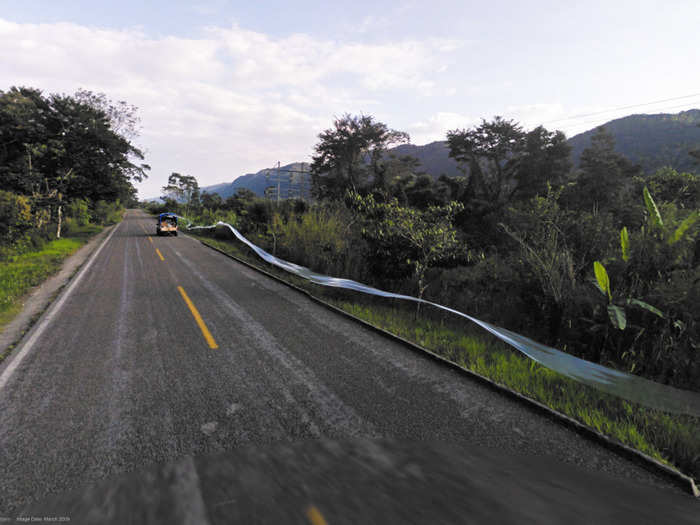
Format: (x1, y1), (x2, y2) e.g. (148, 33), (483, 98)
(0, 225), (102, 323)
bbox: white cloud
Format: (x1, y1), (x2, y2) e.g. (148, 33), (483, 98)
(0, 18), (462, 197)
(406, 111), (478, 144)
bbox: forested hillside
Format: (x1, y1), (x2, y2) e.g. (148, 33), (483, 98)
(200, 109), (700, 199)
(568, 109), (700, 173)
(208, 163), (309, 198)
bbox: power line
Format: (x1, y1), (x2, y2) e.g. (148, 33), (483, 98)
(562, 101), (700, 135)
(542, 93), (700, 125)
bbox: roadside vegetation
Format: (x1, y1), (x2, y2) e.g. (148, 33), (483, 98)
(0, 224), (100, 331)
(187, 230), (700, 481)
(146, 113), (699, 480)
(0, 86), (145, 334)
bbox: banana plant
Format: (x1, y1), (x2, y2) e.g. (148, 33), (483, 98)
(593, 261), (664, 331)
(642, 186), (699, 245)
(595, 186), (698, 331)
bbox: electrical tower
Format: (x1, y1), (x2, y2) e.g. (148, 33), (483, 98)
(264, 162), (312, 204)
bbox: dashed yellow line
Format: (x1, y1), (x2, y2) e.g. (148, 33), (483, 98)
(306, 506), (329, 525)
(148, 236), (153, 244)
(177, 286), (219, 349)
(155, 248), (165, 261)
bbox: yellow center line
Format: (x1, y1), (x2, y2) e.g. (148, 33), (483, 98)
(306, 506), (329, 525)
(148, 236), (153, 244)
(155, 248), (165, 261)
(177, 286), (219, 349)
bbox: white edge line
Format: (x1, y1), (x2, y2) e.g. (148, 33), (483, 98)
(0, 221), (121, 394)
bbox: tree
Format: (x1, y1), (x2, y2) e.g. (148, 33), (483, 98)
(349, 191), (463, 307)
(636, 167), (699, 210)
(371, 153), (421, 200)
(224, 188), (257, 213)
(447, 117), (571, 218)
(569, 127), (641, 213)
(403, 173), (450, 209)
(200, 191), (223, 210)
(447, 117), (526, 217)
(516, 126), (571, 200)
(311, 114), (409, 200)
(162, 173), (200, 217)
(74, 89), (141, 140)
(0, 87), (149, 237)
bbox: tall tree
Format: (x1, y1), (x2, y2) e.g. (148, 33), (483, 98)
(74, 89), (141, 140)
(447, 117), (572, 217)
(572, 126), (641, 213)
(372, 153), (422, 201)
(162, 173), (200, 217)
(311, 114), (409, 200)
(447, 117), (526, 217)
(200, 191), (223, 210)
(516, 126), (572, 200)
(0, 87), (149, 237)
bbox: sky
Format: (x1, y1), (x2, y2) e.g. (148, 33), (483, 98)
(1, 1), (699, 199)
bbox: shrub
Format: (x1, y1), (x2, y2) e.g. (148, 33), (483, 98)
(66, 199), (90, 226)
(92, 200), (123, 225)
(0, 190), (32, 246)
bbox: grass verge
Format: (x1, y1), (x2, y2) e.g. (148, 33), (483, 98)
(0, 224), (103, 335)
(189, 229), (700, 483)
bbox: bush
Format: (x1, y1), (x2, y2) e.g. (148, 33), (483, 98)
(0, 190), (32, 246)
(66, 199), (90, 226)
(92, 200), (123, 225)
(274, 204), (368, 280)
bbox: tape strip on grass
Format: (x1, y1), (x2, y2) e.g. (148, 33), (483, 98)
(184, 219), (700, 418)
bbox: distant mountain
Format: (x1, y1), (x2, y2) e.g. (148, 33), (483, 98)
(201, 162), (310, 199)
(388, 141), (463, 178)
(567, 109), (700, 173)
(197, 109), (700, 200)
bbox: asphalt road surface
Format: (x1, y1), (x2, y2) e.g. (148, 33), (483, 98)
(0, 210), (697, 522)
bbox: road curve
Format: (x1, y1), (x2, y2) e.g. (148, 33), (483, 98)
(0, 210), (695, 516)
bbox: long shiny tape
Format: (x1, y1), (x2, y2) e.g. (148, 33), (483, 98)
(185, 219), (700, 417)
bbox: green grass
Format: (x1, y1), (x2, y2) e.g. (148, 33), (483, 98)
(331, 301), (700, 479)
(0, 224), (102, 333)
(190, 229), (700, 482)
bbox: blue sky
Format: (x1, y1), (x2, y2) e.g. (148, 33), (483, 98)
(2, 1), (699, 198)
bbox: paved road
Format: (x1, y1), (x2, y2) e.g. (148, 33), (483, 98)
(23, 440), (699, 524)
(0, 210), (696, 519)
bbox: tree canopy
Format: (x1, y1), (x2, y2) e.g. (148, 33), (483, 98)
(446, 117), (571, 216)
(0, 86), (148, 236)
(311, 114), (409, 200)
